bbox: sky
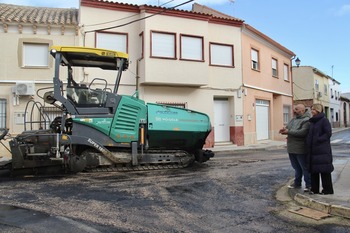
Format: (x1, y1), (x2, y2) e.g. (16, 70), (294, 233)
(1, 0), (350, 93)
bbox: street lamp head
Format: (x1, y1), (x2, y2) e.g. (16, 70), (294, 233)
(295, 57), (301, 67)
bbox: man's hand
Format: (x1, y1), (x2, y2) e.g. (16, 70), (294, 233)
(279, 128), (288, 135)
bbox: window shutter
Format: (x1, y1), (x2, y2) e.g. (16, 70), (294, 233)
(23, 43), (49, 67)
(211, 44), (233, 66)
(181, 36), (202, 60)
(96, 32), (127, 53)
(152, 32), (175, 58)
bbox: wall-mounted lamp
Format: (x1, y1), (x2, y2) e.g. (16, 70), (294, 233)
(295, 57), (301, 67)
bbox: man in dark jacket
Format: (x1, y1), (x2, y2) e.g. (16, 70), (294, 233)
(306, 103), (334, 195)
(280, 104), (311, 192)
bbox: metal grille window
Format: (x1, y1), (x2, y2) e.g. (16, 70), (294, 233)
(40, 106), (62, 128)
(0, 99), (6, 128)
(157, 102), (187, 109)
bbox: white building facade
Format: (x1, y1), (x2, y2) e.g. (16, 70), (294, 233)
(329, 78), (341, 127)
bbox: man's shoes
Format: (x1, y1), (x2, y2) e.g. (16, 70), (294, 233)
(288, 184), (301, 189)
(303, 187), (310, 192)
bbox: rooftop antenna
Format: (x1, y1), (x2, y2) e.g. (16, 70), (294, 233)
(228, 0), (235, 15)
(331, 65), (334, 78)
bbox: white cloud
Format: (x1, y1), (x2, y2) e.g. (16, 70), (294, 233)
(336, 4), (350, 16)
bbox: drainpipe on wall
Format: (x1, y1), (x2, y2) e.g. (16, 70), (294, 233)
(290, 55), (296, 110)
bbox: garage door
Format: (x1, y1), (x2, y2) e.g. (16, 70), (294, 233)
(256, 100), (269, 140)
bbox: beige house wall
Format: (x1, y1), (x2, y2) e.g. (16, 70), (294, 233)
(241, 25), (294, 145)
(80, 2), (244, 146)
(293, 66), (331, 118)
(0, 23), (78, 158)
(79, 6), (139, 93)
(292, 66), (314, 100)
(0, 1), (297, 156)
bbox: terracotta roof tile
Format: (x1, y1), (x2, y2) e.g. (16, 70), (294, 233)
(0, 3), (78, 26)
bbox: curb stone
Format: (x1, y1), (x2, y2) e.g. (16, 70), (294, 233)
(293, 193), (350, 219)
(330, 205), (350, 219)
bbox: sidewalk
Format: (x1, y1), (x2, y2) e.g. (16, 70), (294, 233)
(212, 127), (350, 219)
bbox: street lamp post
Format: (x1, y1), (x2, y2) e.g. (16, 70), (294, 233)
(295, 57), (301, 67)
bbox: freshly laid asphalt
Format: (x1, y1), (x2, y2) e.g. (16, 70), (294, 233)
(0, 128), (349, 219)
(212, 127), (350, 219)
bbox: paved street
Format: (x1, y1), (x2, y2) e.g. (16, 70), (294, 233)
(1, 147), (350, 233)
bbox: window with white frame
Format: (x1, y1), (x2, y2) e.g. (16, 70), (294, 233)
(151, 31), (176, 59)
(96, 31), (127, 53)
(0, 99), (6, 128)
(210, 43), (234, 67)
(324, 84), (328, 96)
(272, 58), (278, 77)
(315, 80), (319, 91)
(251, 48), (259, 70)
(283, 105), (291, 125)
(180, 34), (203, 61)
(283, 64), (289, 81)
(23, 43), (49, 67)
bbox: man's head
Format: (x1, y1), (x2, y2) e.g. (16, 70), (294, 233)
(294, 104), (306, 117)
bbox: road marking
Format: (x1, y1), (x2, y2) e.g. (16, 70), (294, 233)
(331, 139), (342, 144)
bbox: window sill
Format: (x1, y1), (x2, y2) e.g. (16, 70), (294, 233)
(21, 66), (50, 69)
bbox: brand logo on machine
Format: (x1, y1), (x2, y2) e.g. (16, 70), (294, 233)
(156, 110), (178, 115)
(155, 110), (179, 122)
(87, 138), (108, 154)
(80, 118), (93, 123)
(155, 117), (178, 122)
(96, 119), (111, 125)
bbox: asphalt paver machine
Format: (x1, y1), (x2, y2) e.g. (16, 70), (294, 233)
(0, 46), (214, 175)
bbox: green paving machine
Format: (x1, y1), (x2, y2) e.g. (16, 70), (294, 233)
(0, 46), (214, 175)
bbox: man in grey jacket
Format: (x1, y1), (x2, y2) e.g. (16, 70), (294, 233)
(279, 104), (311, 192)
